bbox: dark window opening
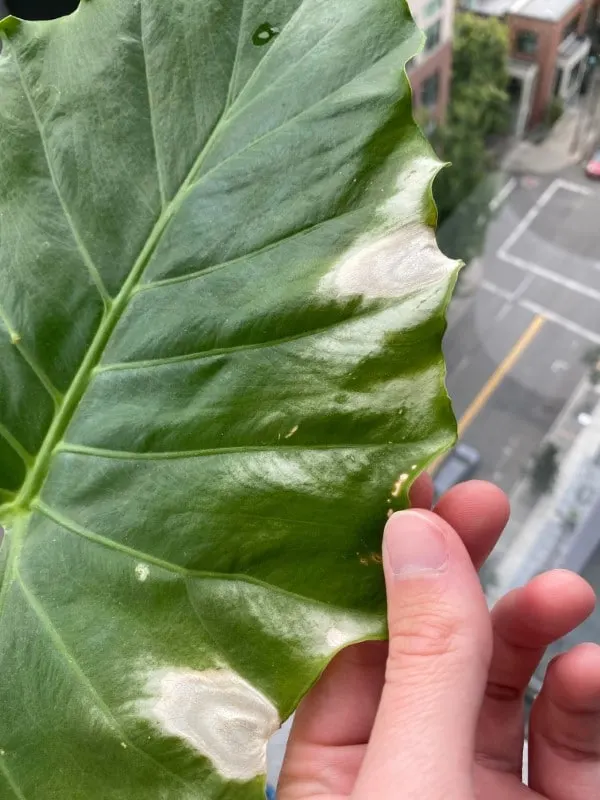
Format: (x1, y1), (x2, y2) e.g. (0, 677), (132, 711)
(424, 20), (441, 52)
(562, 13), (581, 40)
(5, 0), (79, 20)
(421, 71), (440, 107)
(516, 30), (538, 55)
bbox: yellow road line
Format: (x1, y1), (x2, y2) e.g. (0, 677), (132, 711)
(430, 314), (545, 474)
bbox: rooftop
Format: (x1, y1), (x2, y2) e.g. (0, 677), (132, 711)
(461, 0), (580, 21)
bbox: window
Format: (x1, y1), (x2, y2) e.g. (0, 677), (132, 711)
(562, 13), (581, 40)
(568, 60), (582, 87)
(516, 30), (538, 55)
(425, 0), (443, 16)
(424, 20), (441, 52)
(421, 71), (440, 107)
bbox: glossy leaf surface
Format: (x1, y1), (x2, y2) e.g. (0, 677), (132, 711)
(0, 1), (457, 796)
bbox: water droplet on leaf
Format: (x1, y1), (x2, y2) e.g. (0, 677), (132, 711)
(252, 22), (279, 46)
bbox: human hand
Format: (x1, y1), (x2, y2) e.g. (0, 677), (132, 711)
(278, 479), (599, 799)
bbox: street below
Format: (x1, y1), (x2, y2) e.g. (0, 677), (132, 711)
(442, 166), (600, 494)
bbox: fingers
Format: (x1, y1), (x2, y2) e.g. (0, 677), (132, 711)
(409, 472), (434, 510)
(354, 509), (491, 798)
(529, 643), (600, 799)
(434, 480), (510, 569)
(285, 481), (506, 758)
(286, 640), (387, 747)
(475, 571), (595, 775)
(279, 640), (386, 798)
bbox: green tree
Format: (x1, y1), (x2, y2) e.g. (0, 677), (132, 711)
(432, 13), (510, 229)
(450, 13), (511, 139)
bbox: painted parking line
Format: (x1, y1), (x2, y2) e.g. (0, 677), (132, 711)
(457, 315), (545, 438)
(489, 177), (517, 212)
(497, 178), (600, 299)
(499, 250), (600, 303)
(481, 280), (600, 346)
(520, 300), (600, 346)
(482, 279), (512, 302)
(554, 178), (593, 196)
(499, 180), (562, 256)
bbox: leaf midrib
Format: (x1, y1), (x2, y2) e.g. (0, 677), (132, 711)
(0, 0), (258, 514)
(6, 36), (416, 511)
(11, 92), (233, 512)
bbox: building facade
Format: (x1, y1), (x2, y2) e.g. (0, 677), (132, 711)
(407, 0), (455, 125)
(507, 0), (599, 131)
(463, 0), (600, 135)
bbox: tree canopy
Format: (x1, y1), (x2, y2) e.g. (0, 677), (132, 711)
(433, 12), (510, 242)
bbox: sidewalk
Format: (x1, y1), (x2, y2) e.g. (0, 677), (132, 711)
(504, 69), (600, 176)
(489, 377), (600, 603)
(503, 106), (583, 175)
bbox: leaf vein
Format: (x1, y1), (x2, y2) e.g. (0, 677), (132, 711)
(55, 442), (390, 461)
(0, 489), (17, 506)
(0, 304), (63, 408)
(228, 9), (346, 121)
(34, 501), (366, 611)
(0, 757), (27, 800)
(96, 303), (386, 373)
(135, 205), (365, 293)
(15, 569), (194, 791)
(223, 0), (246, 110)
(139, 1), (166, 208)
(0, 422), (33, 467)
(175, 41), (411, 197)
(1, 35), (112, 307)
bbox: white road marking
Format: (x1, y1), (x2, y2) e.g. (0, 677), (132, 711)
(554, 178), (593, 196)
(520, 300), (600, 346)
(482, 280), (514, 302)
(499, 179), (561, 256)
(512, 273), (535, 302)
(497, 178), (600, 293)
(481, 281), (600, 346)
(489, 177), (517, 212)
(495, 302), (513, 322)
(499, 250), (600, 303)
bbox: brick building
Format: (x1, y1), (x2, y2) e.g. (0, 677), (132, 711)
(464, 0), (600, 135)
(407, 0), (455, 126)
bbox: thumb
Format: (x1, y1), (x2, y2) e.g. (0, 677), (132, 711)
(354, 510), (492, 799)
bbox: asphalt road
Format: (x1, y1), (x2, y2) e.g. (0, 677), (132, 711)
(441, 167), (600, 494)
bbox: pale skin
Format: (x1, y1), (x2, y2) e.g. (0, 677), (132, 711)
(278, 479), (600, 799)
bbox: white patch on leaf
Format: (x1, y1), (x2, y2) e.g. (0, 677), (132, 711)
(321, 222), (455, 299)
(320, 157), (457, 300)
(135, 563), (150, 582)
(326, 627), (348, 648)
(138, 667), (280, 781)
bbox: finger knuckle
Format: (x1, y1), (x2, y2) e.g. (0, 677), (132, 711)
(387, 603), (465, 665)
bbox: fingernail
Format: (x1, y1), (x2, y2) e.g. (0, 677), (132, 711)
(384, 511), (449, 578)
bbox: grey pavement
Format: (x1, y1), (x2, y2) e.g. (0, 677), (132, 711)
(504, 107), (583, 175)
(504, 72), (600, 176)
(441, 168), (600, 496)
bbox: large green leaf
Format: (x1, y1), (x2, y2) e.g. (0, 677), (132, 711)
(0, 1), (458, 796)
